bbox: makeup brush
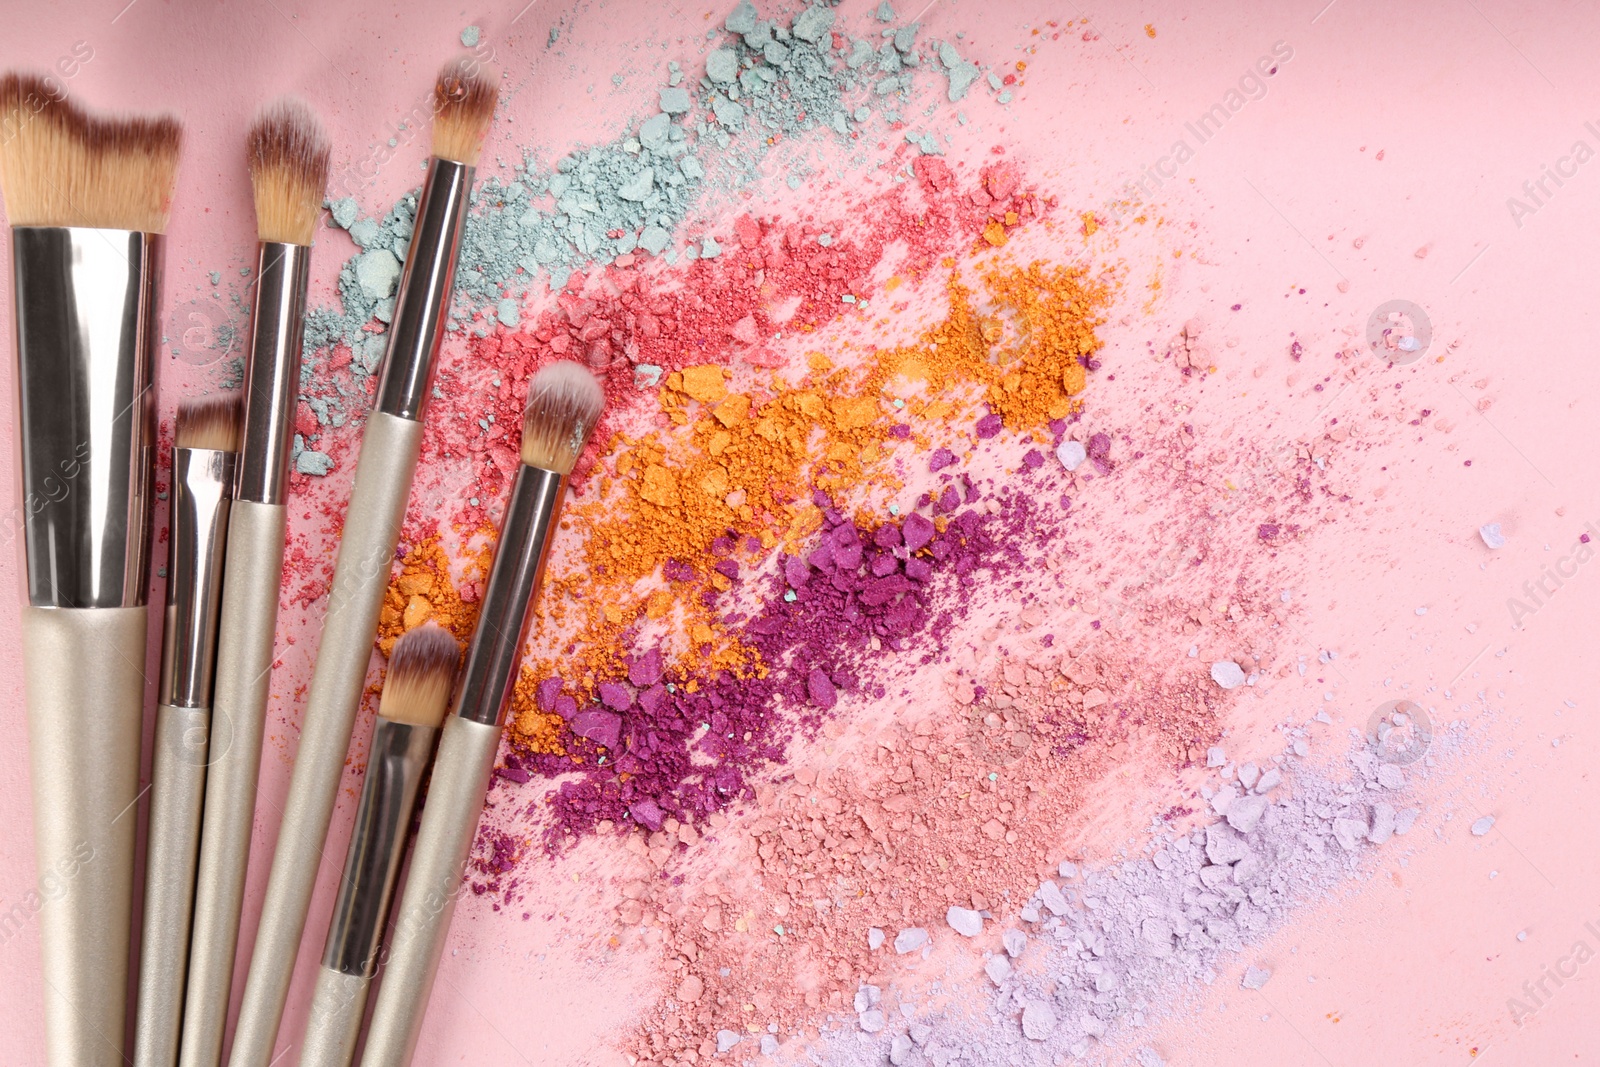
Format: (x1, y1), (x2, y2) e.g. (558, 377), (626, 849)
(180, 98), (329, 1067)
(229, 58), (500, 1067)
(0, 73), (179, 1067)
(298, 622), (458, 1067)
(135, 396), (241, 1067)
(360, 361), (604, 1067)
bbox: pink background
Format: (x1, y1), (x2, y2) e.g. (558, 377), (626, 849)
(2, 0), (1598, 1063)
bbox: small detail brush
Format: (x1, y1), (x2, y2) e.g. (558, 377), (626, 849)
(135, 396), (241, 1067)
(230, 58), (500, 1067)
(360, 361), (604, 1067)
(1, 72), (180, 1067)
(180, 97), (329, 1067)
(297, 623), (458, 1067)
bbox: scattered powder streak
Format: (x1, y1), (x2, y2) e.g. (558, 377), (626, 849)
(215, 2), (1467, 1063)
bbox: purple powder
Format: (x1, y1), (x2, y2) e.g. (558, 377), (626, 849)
(638, 684), (667, 714)
(630, 798), (665, 832)
(807, 669), (838, 708)
(522, 492), (1048, 854)
(598, 681), (633, 711)
(553, 694), (577, 720)
(1087, 432), (1111, 459)
(936, 485), (961, 513)
(570, 709), (622, 750)
(1022, 449), (1044, 470)
(1258, 523), (1280, 541)
(832, 539), (863, 571)
(929, 447), (957, 471)
(663, 558), (696, 582)
(903, 512), (934, 553)
(976, 413), (1004, 439)
(784, 555), (811, 587)
(715, 559), (740, 579)
(536, 676), (563, 712)
(628, 649), (664, 687)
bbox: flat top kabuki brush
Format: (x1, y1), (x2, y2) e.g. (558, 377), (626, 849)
(180, 98), (329, 1067)
(0, 73), (180, 1067)
(135, 396), (240, 1067)
(361, 361), (604, 1067)
(230, 59), (499, 1067)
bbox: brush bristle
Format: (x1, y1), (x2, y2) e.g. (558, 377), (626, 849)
(0, 72), (181, 231)
(431, 57), (499, 166)
(248, 97), (330, 246)
(521, 361), (605, 474)
(176, 394), (243, 452)
(379, 622), (459, 727)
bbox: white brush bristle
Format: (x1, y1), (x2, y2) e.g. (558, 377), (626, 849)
(380, 622), (459, 727)
(520, 361), (605, 474)
(0, 72), (181, 232)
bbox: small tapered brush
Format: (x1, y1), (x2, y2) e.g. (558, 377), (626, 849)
(297, 623), (458, 1067)
(1, 71), (180, 1067)
(180, 97), (329, 1067)
(230, 58), (500, 1067)
(134, 396), (241, 1067)
(361, 361), (604, 1067)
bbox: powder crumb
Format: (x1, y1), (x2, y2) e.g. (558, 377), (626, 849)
(946, 906), (983, 937)
(1242, 965), (1273, 990)
(1210, 661), (1246, 689)
(1021, 1000), (1055, 1040)
(894, 928), (929, 954)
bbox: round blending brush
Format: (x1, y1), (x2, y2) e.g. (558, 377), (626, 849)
(135, 396), (241, 1067)
(0, 73), (180, 1067)
(180, 97), (330, 1067)
(230, 58), (500, 1067)
(360, 361), (604, 1067)
(297, 623), (458, 1067)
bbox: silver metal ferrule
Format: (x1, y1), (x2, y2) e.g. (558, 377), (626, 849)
(322, 716), (438, 977)
(159, 447), (236, 709)
(455, 463), (565, 727)
(374, 157), (471, 421)
(11, 226), (160, 608)
(237, 241), (309, 504)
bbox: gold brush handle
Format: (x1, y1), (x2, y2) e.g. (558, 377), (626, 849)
(297, 965), (372, 1067)
(21, 605), (148, 1067)
(181, 501), (286, 1067)
(134, 702), (210, 1067)
(358, 715), (502, 1067)
(230, 412), (422, 1067)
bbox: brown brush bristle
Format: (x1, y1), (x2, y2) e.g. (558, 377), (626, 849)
(0, 72), (181, 231)
(520, 361), (605, 474)
(379, 622), (459, 727)
(248, 97), (330, 246)
(430, 57), (499, 166)
(176, 394), (243, 452)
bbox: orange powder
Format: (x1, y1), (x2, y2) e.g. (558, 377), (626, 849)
(495, 259), (1109, 755)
